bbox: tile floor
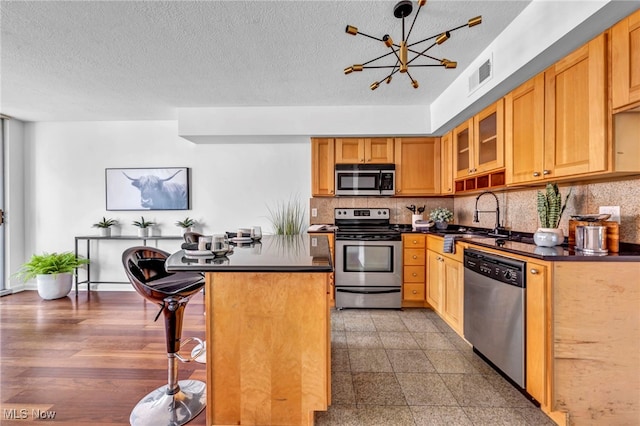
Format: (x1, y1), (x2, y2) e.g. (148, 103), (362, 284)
(315, 308), (555, 426)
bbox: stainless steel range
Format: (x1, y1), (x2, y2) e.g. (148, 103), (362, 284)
(334, 208), (402, 309)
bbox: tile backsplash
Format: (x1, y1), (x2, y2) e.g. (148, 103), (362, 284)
(309, 176), (640, 243)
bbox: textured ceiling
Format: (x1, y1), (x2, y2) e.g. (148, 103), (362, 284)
(0, 0), (532, 122)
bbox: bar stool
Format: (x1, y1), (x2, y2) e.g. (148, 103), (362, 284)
(182, 232), (207, 363)
(122, 247), (206, 426)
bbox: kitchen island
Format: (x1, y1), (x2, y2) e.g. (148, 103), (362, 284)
(166, 234), (333, 426)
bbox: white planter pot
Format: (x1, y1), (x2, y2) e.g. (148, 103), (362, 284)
(533, 228), (564, 247)
(138, 228), (150, 237)
(99, 227), (111, 237)
(37, 273), (73, 300)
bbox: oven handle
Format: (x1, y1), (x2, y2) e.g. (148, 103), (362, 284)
(336, 288), (401, 295)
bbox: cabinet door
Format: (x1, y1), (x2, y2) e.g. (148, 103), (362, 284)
(505, 74), (546, 184)
(335, 138), (364, 163)
(311, 138), (335, 196)
(440, 132), (454, 194)
(526, 261), (548, 405)
(453, 119), (474, 179)
(441, 257), (464, 335)
(394, 137), (441, 196)
(544, 33), (607, 178)
(366, 138), (394, 163)
(612, 9), (640, 111)
(473, 99), (504, 174)
(426, 250), (442, 312)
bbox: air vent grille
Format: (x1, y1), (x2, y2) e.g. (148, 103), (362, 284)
(469, 55), (493, 94)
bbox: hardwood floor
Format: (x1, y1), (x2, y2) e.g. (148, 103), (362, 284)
(0, 290), (207, 425)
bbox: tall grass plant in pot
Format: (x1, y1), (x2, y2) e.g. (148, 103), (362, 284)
(266, 196), (306, 235)
(534, 183), (571, 247)
(15, 252), (89, 299)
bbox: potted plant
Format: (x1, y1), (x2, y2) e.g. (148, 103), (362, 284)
(175, 217), (196, 234)
(534, 183), (571, 246)
(15, 252), (89, 300)
(429, 207), (454, 230)
(267, 195), (305, 235)
(92, 217), (118, 237)
(132, 216), (155, 237)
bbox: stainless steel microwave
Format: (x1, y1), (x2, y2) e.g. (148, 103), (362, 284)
(335, 164), (395, 196)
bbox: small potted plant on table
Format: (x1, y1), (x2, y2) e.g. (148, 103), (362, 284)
(133, 216), (155, 237)
(92, 217), (118, 237)
(175, 217), (196, 234)
(15, 252), (89, 300)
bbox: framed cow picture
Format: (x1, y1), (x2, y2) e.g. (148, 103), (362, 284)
(105, 167), (190, 211)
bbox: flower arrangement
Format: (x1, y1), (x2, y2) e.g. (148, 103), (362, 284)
(429, 207), (453, 223)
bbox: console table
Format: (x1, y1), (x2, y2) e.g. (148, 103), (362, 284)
(74, 235), (184, 296)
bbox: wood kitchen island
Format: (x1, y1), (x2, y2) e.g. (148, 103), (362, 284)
(166, 234), (333, 426)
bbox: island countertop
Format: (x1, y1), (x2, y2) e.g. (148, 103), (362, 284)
(165, 233), (333, 273)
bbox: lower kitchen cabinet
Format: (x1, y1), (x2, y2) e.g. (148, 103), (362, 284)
(312, 233), (335, 305)
(425, 235), (465, 336)
(402, 234), (426, 304)
(525, 260), (550, 406)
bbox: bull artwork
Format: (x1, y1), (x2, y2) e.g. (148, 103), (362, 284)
(123, 169), (188, 210)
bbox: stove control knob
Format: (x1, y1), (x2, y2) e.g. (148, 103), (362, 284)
(503, 270), (514, 280)
(377, 210), (382, 215)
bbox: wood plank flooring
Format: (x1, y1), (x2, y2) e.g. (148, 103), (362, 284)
(0, 290), (207, 425)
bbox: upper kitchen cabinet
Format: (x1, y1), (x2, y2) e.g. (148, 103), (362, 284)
(394, 137), (441, 196)
(454, 99), (504, 180)
(611, 9), (640, 112)
(506, 34), (608, 185)
(440, 131), (454, 195)
(544, 33), (608, 179)
(334, 138), (394, 164)
(505, 74), (546, 185)
(311, 138), (335, 196)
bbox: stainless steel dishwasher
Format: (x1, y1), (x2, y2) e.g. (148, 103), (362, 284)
(463, 248), (526, 388)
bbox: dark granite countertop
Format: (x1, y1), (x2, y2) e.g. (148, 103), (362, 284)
(166, 234), (333, 272)
(411, 227), (640, 262)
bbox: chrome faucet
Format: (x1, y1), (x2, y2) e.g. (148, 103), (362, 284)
(473, 191), (506, 236)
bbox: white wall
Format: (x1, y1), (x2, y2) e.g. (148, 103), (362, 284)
(16, 120), (310, 289)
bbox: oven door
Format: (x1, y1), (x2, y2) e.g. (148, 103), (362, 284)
(335, 239), (402, 287)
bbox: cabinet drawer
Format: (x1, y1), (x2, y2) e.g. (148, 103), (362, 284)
(403, 283), (425, 300)
(404, 249), (425, 265)
(403, 234), (426, 248)
(404, 265), (425, 282)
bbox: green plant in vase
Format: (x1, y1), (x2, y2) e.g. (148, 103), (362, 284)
(15, 252), (89, 299)
(429, 207), (453, 230)
(534, 183), (571, 247)
(175, 217), (196, 234)
(92, 217), (118, 237)
(132, 216), (155, 237)
(266, 195), (306, 235)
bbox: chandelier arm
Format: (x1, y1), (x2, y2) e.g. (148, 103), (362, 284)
(409, 64), (448, 67)
(362, 65), (405, 69)
(406, 42), (438, 66)
(407, 49), (441, 63)
(357, 32), (386, 43)
(405, 1), (424, 42)
(361, 49), (398, 66)
(407, 34), (440, 48)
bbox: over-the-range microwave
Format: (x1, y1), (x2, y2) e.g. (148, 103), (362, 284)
(335, 164), (395, 196)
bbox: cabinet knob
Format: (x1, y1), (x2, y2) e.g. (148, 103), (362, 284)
(533, 172), (540, 177)
(330, 189), (334, 193)
(367, 158), (371, 162)
(412, 240), (418, 244)
(468, 169), (473, 173)
(530, 269), (539, 275)
(543, 170), (550, 175)
(360, 159), (365, 163)
(412, 255), (418, 259)
(412, 272), (417, 277)
(412, 290), (418, 294)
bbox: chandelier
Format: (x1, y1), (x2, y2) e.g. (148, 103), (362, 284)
(344, 0), (482, 90)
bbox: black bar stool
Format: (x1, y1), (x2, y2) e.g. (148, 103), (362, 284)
(122, 247), (206, 426)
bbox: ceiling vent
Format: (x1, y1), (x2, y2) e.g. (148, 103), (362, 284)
(468, 55), (493, 95)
